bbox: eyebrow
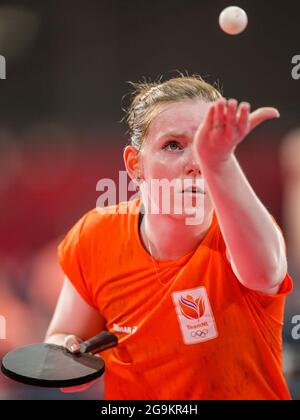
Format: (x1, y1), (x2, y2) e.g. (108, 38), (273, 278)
(158, 131), (191, 140)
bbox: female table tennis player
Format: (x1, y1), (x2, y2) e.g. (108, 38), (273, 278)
(45, 75), (293, 400)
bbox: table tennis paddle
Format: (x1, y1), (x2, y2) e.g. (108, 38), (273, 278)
(1, 331), (118, 388)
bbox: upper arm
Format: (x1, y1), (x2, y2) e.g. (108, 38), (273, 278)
(45, 276), (106, 341)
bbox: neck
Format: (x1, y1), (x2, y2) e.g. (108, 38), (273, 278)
(139, 211), (214, 261)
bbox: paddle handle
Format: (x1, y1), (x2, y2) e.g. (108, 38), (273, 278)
(79, 331), (118, 354)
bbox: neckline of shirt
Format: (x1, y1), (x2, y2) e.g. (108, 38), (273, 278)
(130, 197), (215, 268)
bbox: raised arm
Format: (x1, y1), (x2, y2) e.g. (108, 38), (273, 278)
(194, 98), (287, 294)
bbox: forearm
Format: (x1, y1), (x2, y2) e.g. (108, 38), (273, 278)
(44, 333), (70, 346)
(201, 154), (286, 289)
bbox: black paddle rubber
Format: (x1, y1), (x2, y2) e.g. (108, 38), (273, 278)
(1, 331), (118, 388)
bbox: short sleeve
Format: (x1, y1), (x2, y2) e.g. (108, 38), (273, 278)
(239, 272), (293, 324)
(216, 214), (293, 323)
(58, 214), (97, 309)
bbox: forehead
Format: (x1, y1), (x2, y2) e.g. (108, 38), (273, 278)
(147, 99), (212, 139)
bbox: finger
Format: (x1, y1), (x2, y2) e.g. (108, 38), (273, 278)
(213, 98), (226, 130)
(60, 385), (88, 394)
(237, 102), (250, 136)
(198, 103), (215, 137)
(64, 335), (83, 354)
(249, 107), (280, 132)
(225, 99), (238, 138)
(60, 381), (96, 394)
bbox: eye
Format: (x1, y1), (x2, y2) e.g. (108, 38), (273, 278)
(162, 140), (184, 152)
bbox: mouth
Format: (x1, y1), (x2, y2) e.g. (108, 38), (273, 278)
(181, 186), (206, 195)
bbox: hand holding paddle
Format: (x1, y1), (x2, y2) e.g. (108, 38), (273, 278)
(1, 331), (118, 388)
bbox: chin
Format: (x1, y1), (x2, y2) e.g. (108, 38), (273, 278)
(183, 206), (206, 226)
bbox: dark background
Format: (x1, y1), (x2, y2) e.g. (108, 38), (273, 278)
(1, 0), (300, 132)
(0, 0), (299, 400)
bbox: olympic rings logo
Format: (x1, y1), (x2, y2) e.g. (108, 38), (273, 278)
(190, 329), (209, 338)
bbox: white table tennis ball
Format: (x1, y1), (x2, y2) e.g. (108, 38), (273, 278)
(219, 6), (248, 35)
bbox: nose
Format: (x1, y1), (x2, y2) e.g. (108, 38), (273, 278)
(184, 159), (201, 176)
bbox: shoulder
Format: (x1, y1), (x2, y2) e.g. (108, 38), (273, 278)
(58, 198), (141, 265)
(69, 198), (141, 243)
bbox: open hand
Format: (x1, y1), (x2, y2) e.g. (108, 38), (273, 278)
(194, 98), (280, 166)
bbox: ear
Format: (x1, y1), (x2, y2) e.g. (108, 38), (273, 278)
(123, 146), (142, 183)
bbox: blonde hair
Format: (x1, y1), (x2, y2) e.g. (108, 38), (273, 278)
(124, 73), (222, 151)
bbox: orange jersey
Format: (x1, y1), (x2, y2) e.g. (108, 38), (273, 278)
(58, 197), (293, 400)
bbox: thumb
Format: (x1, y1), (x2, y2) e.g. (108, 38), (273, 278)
(248, 107), (280, 133)
(197, 103), (215, 138)
(63, 334), (83, 354)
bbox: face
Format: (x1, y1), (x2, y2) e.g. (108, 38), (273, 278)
(137, 99), (214, 225)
